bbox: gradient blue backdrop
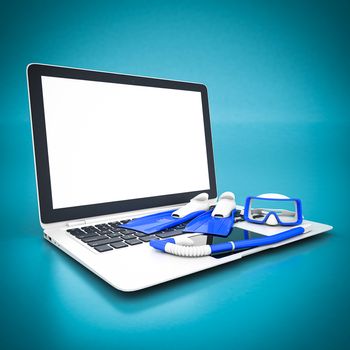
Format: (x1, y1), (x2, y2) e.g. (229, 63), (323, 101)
(1, 1), (349, 349)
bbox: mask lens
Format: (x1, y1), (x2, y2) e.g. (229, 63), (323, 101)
(249, 198), (298, 224)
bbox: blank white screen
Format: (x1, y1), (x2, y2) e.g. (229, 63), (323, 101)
(41, 76), (210, 209)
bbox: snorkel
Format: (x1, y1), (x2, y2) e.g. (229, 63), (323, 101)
(150, 224), (312, 257)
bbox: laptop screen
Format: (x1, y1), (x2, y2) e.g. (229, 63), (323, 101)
(28, 65), (216, 223)
(41, 76), (210, 209)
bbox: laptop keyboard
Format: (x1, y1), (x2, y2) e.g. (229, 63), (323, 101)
(67, 219), (187, 253)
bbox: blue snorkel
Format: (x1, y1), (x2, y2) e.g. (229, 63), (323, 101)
(149, 224), (312, 257)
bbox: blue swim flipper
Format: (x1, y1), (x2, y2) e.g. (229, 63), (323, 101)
(119, 209), (206, 234)
(183, 209), (236, 237)
(119, 193), (210, 234)
(183, 192), (236, 237)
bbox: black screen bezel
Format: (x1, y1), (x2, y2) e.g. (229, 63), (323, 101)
(27, 64), (217, 223)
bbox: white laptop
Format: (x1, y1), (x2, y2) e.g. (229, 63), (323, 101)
(27, 64), (332, 292)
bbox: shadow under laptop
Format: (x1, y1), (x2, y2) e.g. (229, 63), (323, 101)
(44, 232), (330, 318)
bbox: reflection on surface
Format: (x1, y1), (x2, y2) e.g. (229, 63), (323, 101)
(0, 218), (337, 349)
(46, 233), (329, 317)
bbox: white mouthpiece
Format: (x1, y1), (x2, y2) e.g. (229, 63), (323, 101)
(211, 192), (236, 218)
(172, 193), (210, 218)
(173, 237), (195, 246)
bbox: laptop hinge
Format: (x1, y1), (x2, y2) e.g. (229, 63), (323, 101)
(66, 215), (116, 228)
(84, 216), (115, 225)
(66, 220), (86, 227)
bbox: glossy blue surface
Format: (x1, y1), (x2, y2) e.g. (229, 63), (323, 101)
(120, 210), (206, 234)
(1, 1), (349, 349)
(184, 209), (236, 236)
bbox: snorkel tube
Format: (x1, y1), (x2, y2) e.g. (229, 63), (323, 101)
(150, 224), (312, 257)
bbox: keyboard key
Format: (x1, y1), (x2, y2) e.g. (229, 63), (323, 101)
(122, 234), (136, 240)
(75, 232), (97, 239)
(109, 227), (126, 233)
(107, 232), (122, 238)
(120, 229), (136, 235)
(95, 224), (111, 231)
(94, 245), (113, 252)
(110, 241), (128, 249)
(107, 236), (123, 243)
(96, 230), (113, 235)
(81, 234), (108, 243)
(81, 226), (96, 232)
(156, 230), (184, 239)
(67, 228), (86, 236)
(79, 233), (99, 240)
(126, 238), (142, 245)
(88, 237), (124, 247)
(108, 223), (121, 229)
(108, 221), (121, 225)
(132, 231), (146, 237)
(139, 235), (159, 242)
(108, 227), (124, 233)
(120, 219), (131, 224)
(82, 229), (100, 235)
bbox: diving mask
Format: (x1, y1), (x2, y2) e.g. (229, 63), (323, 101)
(244, 193), (303, 226)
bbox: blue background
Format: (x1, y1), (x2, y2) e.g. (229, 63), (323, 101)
(1, 1), (349, 349)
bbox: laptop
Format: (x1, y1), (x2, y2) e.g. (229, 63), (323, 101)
(27, 64), (332, 292)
